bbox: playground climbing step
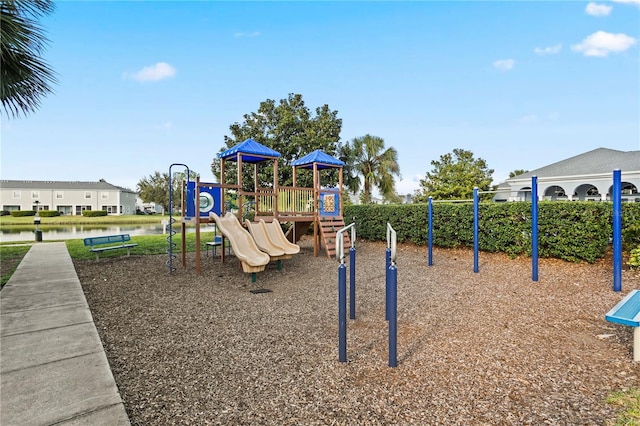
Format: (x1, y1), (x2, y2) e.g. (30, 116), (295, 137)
(320, 216), (350, 259)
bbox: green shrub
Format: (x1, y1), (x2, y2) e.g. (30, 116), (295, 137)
(37, 210), (60, 217)
(629, 246), (640, 270)
(623, 223), (640, 250)
(81, 210), (108, 217)
(9, 210), (36, 217)
(345, 201), (638, 263)
(0, 210), (9, 216)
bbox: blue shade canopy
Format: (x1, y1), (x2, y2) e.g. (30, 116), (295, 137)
(217, 138), (281, 163)
(291, 149), (344, 169)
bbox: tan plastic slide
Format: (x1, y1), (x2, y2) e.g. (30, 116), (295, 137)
(209, 212), (270, 273)
(245, 219), (289, 260)
(260, 219), (300, 255)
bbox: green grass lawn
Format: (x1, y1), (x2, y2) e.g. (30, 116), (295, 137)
(65, 231), (216, 260)
(0, 245), (31, 288)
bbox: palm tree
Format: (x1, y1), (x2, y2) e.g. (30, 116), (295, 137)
(1, 0), (57, 118)
(350, 134), (401, 204)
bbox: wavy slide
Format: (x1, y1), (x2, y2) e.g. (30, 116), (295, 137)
(209, 212), (270, 273)
(259, 219), (300, 256)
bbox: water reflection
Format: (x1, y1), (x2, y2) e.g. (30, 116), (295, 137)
(0, 224), (214, 243)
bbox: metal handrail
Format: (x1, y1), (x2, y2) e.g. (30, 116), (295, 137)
(386, 223), (396, 265)
(336, 222), (356, 264)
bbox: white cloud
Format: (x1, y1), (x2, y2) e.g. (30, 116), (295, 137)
(572, 31), (637, 56)
(493, 59), (515, 71)
(518, 114), (539, 124)
(534, 44), (562, 55)
(126, 62), (176, 82)
(585, 2), (612, 16)
(233, 31), (260, 38)
(611, 0), (640, 4)
(161, 121), (173, 129)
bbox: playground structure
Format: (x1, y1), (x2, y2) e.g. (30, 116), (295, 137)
(217, 139), (348, 259)
(166, 139), (348, 276)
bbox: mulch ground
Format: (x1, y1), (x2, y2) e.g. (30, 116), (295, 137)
(74, 237), (640, 425)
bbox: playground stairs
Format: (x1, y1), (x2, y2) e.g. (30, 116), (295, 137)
(320, 216), (350, 259)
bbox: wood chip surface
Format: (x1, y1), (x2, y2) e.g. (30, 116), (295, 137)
(74, 238), (640, 425)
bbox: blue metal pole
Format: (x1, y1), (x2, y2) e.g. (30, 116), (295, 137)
(613, 170), (622, 292)
(338, 263), (347, 362)
(473, 187), (479, 273)
(349, 247), (356, 320)
(428, 196), (433, 266)
(388, 264), (398, 368)
(386, 248), (391, 321)
(532, 176), (539, 282)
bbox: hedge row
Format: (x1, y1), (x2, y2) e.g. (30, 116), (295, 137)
(344, 202), (640, 263)
(8, 210), (61, 217)
(82, 210), (108, 217)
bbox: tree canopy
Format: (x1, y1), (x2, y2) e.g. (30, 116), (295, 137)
(414, 149), (494, 202)
(342, 134), (401, 204)
(509, 169), (529, 178)
(211, 93), (343, 191)
(137, 170), (199, 213)
(1, 0), (57, 118)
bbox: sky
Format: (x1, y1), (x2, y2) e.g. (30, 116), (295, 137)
(2, 0), (639, 197)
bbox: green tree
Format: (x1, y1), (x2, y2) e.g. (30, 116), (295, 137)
(137, 170), (199, 213)
(211, 93), (343, 191)
(1, 0), (57, 118)
(347, 134), (401, 204)
(509, 169), (528, 178)
(414, 148), (493, 202)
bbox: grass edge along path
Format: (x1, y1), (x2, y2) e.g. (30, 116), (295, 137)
(606, 388), (640, 426)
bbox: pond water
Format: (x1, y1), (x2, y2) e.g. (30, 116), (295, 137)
(0, 223), (215, 243)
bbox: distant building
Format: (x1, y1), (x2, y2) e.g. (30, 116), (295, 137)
(493, 148), (640, 202)
(0, 180), (137, 215)
(136, 198), (164, 214)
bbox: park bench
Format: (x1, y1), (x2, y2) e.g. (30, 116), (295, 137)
(83, 234), (138, 261)
(605, 289), (640, 362)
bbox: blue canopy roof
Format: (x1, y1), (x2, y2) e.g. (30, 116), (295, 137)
(217, 138), (281, 163)
(291, 149), (344, 169)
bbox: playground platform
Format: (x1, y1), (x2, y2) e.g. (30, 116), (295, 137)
(0, 242), (130, 425)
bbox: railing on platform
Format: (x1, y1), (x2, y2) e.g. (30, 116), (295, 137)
(251, 186), (316, 218)
(278, 187), (315, 215)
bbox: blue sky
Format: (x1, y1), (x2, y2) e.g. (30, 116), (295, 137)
(2, 0), (639, 196)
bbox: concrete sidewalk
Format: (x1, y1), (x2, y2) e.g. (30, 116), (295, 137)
(1, 242), (130, 425)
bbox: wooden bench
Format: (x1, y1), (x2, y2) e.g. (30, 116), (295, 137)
(83, 234), (138, 261)
(605, 289), (640, 362)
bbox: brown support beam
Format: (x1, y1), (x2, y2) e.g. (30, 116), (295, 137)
(313, 163), (319, 257)
(237, 153), (243, 221)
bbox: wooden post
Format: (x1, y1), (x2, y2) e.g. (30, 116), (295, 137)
(313, 162), (319, 257)
(273, 158), (278, 219)
(339, 167), (343, 218)
(237, 153), (243, 221)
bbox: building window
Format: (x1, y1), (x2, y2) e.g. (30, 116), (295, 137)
(12, 190), (20, 199)
(33, 204), (49, 211)
(75, 205), (91, 215)
(101, 205), (118, 214)
(101, 192), (109, 200)
(56, 191), (64, 199)
(3, 205), (20, 211)
(31, 191), (40, 199)
(84, 192), (92, 199)
(57, 205), (72, 215)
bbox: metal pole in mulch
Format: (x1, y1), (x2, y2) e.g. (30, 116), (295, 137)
(612, 169), (622, 292)
(386, 223), (398, 368)
(336, 223), (356, 363)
